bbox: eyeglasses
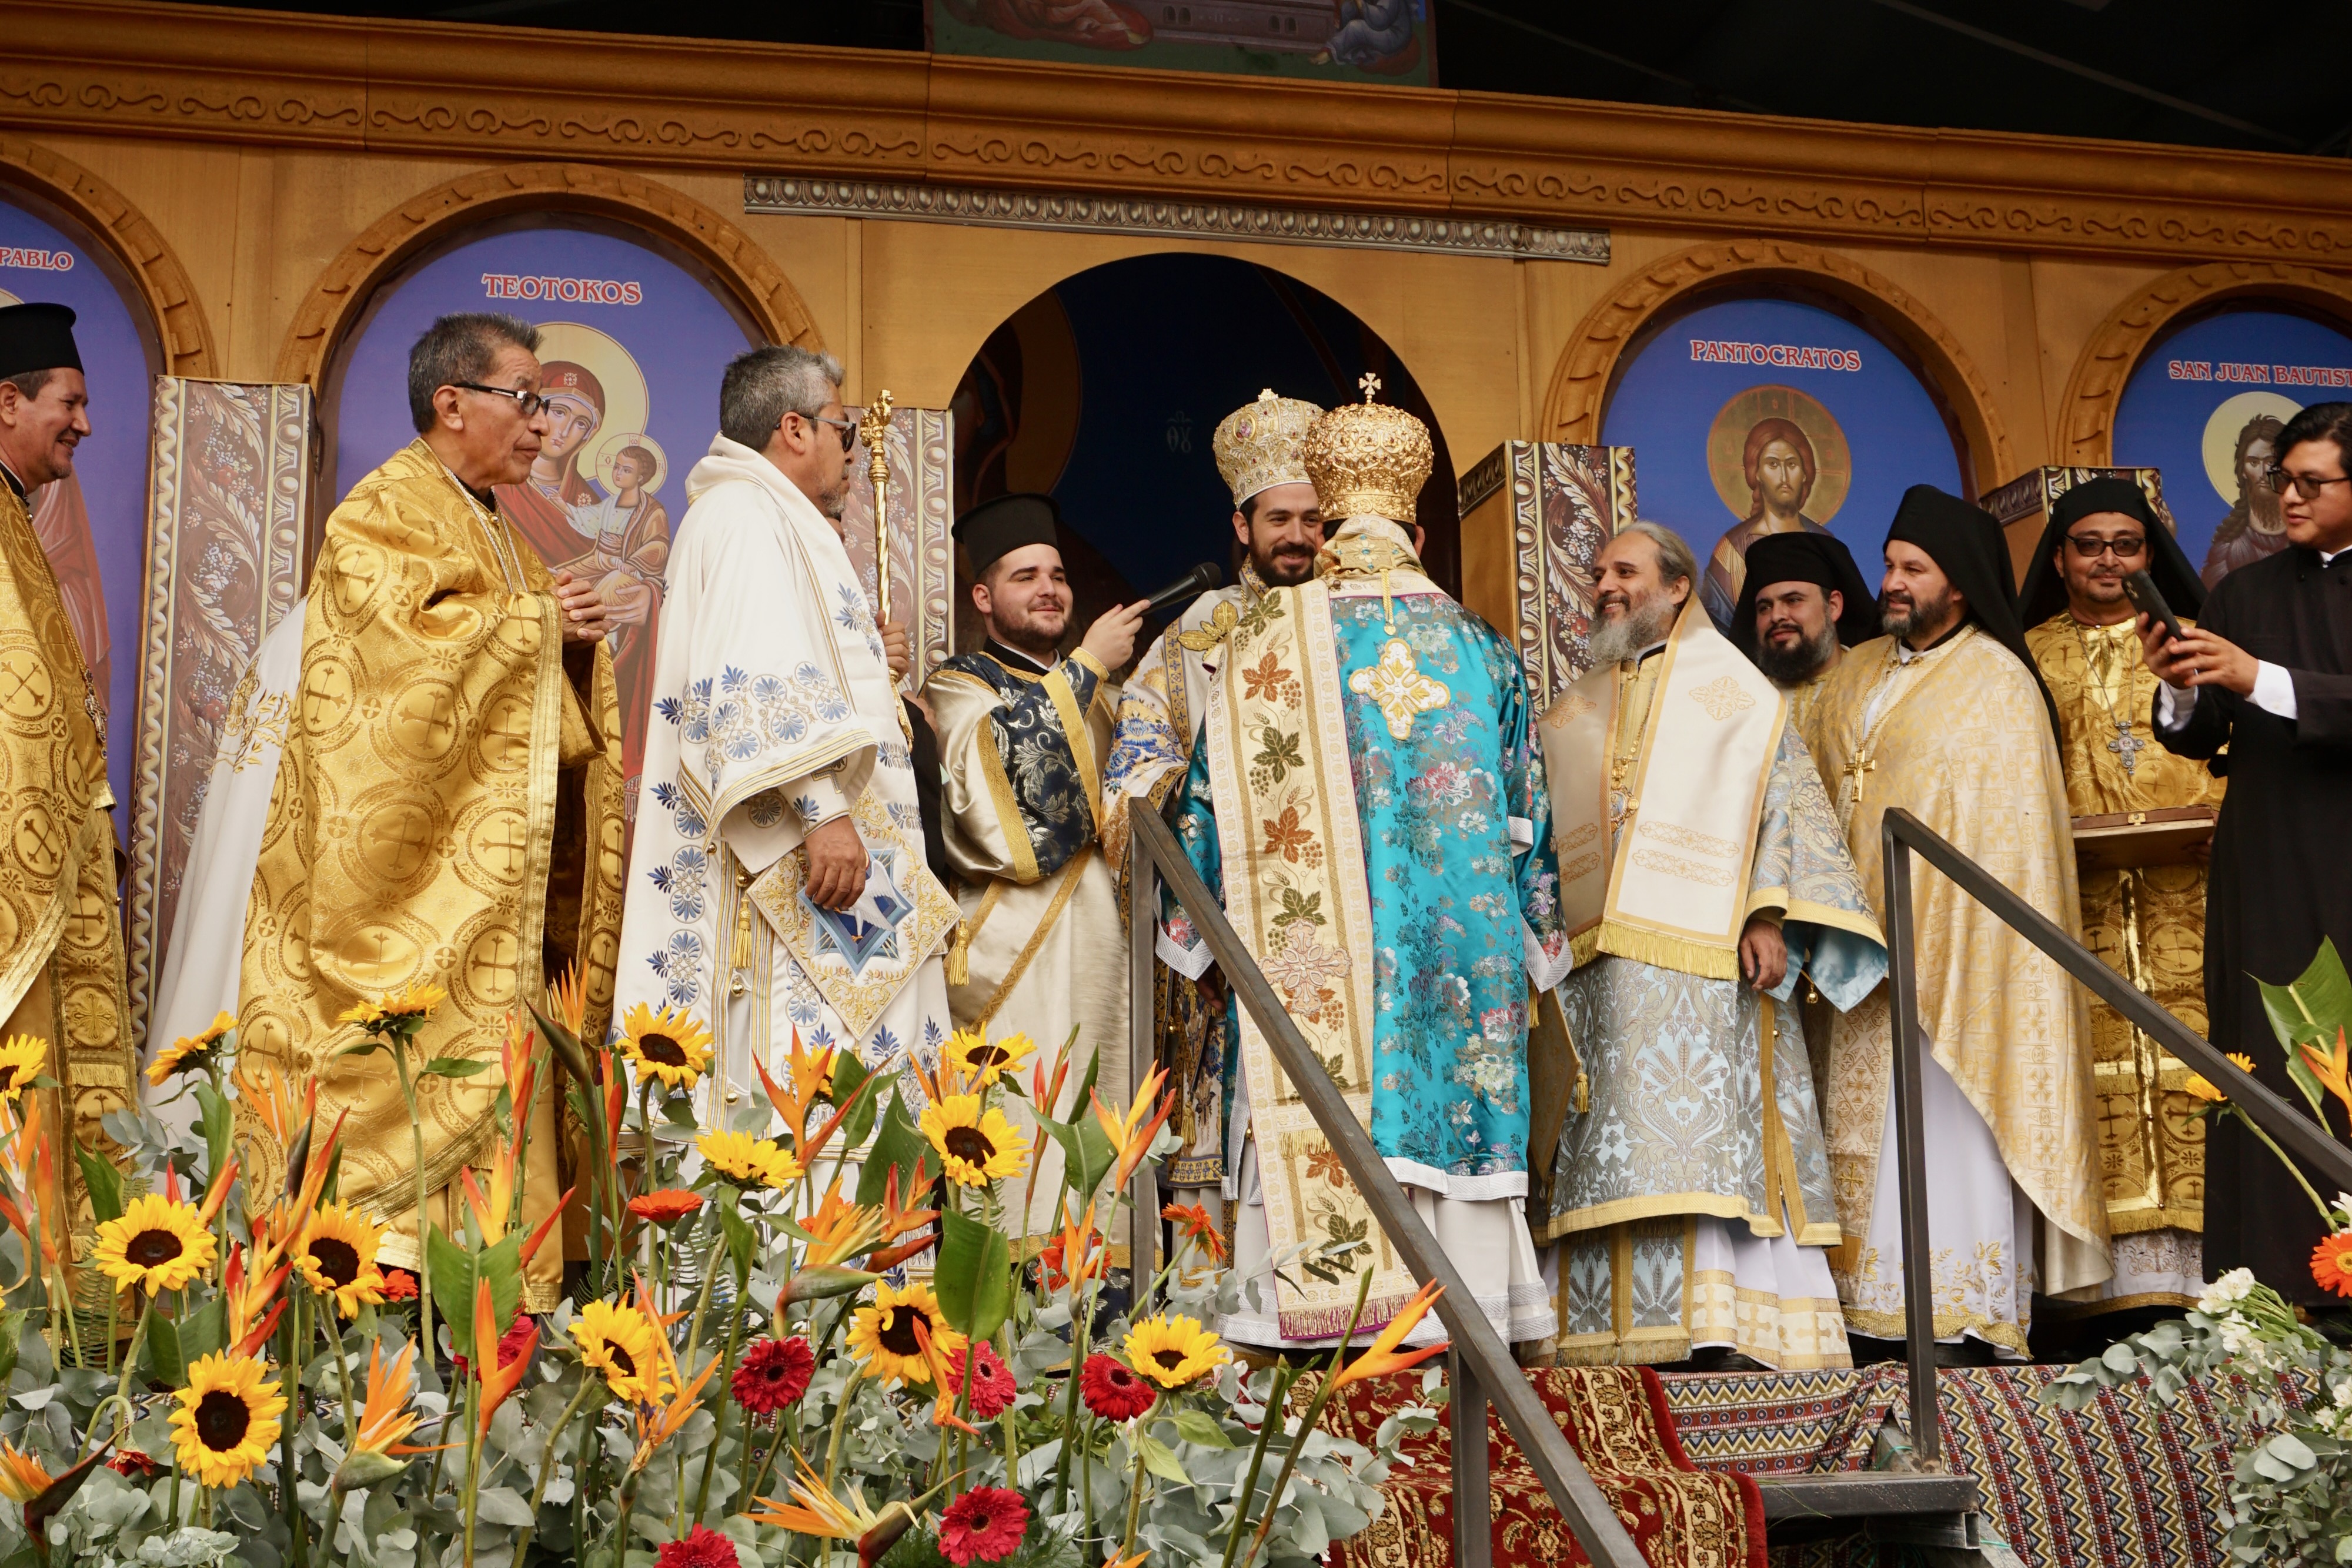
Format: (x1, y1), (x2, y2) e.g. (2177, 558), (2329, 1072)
(2265, 467), (2352, 499)
(450, 382), (548, 417)
(2063, 534), (2147, 560)
(788, 412), (858, 453)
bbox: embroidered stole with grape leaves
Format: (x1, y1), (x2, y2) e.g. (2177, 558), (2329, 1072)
(1199, 583), (1416, 1339)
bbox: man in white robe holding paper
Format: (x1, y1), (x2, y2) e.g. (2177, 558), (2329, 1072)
(615, 345), (957, 1109)
(1539, 523), (1880, 1370)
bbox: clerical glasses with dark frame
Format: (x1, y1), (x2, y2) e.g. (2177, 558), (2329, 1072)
(2063, 529), (2148, 560)
(2266, 466), (2352, 499)
(786, 410), (858, 453)
(450, 381), (549, 417)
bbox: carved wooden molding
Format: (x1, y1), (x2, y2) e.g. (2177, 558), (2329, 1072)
(0, 133), (215, 376)
(2054, 261), (2352, 465)
(1542, 238), (2016, 497)
(18, 1), (2352, 269)
(273, 161), (822, 387)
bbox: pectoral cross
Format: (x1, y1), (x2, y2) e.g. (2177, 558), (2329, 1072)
(1842, 752), (1877, 787)
(2107, 718), (2144, 777)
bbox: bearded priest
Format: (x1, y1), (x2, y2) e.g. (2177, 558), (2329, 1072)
(1808, 485), (2109, 1356)
(614, 346), (957, 1118)
(1160, 380), (1571, 1351)
(237, 313), (626, 1309)
(1536, 522), (1880, 1370)
(1104, 389), (1323, 1231)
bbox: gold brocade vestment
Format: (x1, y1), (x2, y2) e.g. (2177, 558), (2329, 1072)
(0, 475), (136, 1218)
(238, 441), (624, 1307)
(2024, 613), (2223, 1261)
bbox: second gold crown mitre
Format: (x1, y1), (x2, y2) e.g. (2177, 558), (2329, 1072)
(1213, 389), (1322, 507)
(1303, 386), (1433, 524)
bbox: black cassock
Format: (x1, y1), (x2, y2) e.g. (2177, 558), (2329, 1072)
(2154, 544), (2352, 1300)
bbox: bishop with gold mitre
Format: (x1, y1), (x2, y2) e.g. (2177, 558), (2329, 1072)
(236, 313), (626, 1310)
(0, 302), (138, 1175)
(1160, 379), (1571, 1353)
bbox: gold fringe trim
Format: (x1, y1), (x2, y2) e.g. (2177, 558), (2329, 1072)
(1593, 920), (1742, 982)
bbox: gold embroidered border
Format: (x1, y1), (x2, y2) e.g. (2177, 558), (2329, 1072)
(972, 845), (1095, 1030)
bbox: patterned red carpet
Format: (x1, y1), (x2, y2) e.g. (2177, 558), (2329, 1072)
(1309, 1365), (1766, 1568)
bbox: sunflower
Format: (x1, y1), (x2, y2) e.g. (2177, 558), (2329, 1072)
(697, 1129), (801, 1191)
(0, 1439), (49, 1504)
(2316, 1233), (2352, 1300)
(2184, 1051), (2258, 1105)
(146, 1012), (234, 1087)
(618, 1003), (714, 1091)
(294, 1201), (390, 1319)
(1124, 1313), (1229, 1389)
(944, 1029), (1035, 1092)
(571, 1299), (672, 1404)
(0, 1035), (45, 1101)
(170, 1352), (288, 1489)
(93, 1193), (218, 1296)
(847, 1281), (965, 1386)
(338, 982), (447, 1029)
(918, 1095), (1028, 1188)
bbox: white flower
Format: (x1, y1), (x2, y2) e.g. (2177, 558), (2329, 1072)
(2199, 1268), (2257, 1315)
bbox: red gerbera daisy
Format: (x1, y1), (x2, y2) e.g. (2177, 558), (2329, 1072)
(382, 1269), (419, 1301)
(731, 1333), (815, 1417)
(656, 1524), (741, 1568)
(1080, 1353), (1155, 1422)
(937, 1485), (1029, 1566)
(630, 1189), (705, 1226)
(107, 1449), (163, 1479)
(452, 1313), (537, 1379)
(946, 1340), (1018, 1420)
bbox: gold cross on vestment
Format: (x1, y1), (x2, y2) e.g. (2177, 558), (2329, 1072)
(2107, 719), (2145, 777)
(1358, 372), (1382, 404)
(1842, 752), (1877, 785)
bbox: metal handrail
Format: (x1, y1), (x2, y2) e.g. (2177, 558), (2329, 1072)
(1128, 807), (1647, 1568)
(1880, 806), (2352, 1465)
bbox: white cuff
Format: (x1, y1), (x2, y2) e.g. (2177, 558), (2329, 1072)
(2156, 681), (2194, 727)
(1507, 814), (1535, 850)
(786, 773), (850, 830)
(2251, 660), (2300, 720)
(1522, 922), (1572, 992)
(1156, 917), (1214, 981)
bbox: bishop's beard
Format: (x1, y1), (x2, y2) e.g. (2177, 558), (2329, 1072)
(1756, 621), (1838, 686)
(1589, 594), (1679, 666)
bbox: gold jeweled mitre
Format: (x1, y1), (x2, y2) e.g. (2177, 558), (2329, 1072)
(1302, 374), (1432, 525)
(1212, 389), (1324, 507)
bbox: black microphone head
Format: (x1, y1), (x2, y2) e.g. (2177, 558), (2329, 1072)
(1142, 561), (1223, 616)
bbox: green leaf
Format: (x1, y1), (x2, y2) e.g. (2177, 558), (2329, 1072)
(1167, 1409), (1235, 1449)
(427, 1228), (528, 1365)
(1033, 1109), (1117, 1203)
(142, 1297), (223, 1389)
(526, 991), (594, 1088)
(2260, 938), (2352, 1129)
(337, 1039), (386, 1059)
(1135, 1430), (1191, 1485)
(0, 1308), (30, 1385)
(663, 1094), (701, 1129)
(71, 1134), (122, 1227)
(193, 1082), (234, 1186)
(718, 1196), (757, 1283)
(831, 1050), (880, 1149)
(419, 1057), (492, 1079)
(855, 1089), (929, 1208)
(934, 1209), (1013, 1342)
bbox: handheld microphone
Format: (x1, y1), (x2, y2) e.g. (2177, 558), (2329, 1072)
(1140, 561), (1223, 617)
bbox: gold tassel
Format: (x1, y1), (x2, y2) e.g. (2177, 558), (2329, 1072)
(729, 870), (753, 997)
(945, 920), (970, 988)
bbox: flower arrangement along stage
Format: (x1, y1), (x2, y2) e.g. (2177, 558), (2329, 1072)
(0, 976), (1441, 1568)
(2046, 938), (2352, 1565)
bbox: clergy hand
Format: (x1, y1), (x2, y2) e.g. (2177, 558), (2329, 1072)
(803, 816), (868, 910)
(2144, 621), (2257, 696)
(1739, 916), (1787, 992)
(880, 619), (911, 682)
(1080, 601), (1148, 673)
(552, 572), (609, 645)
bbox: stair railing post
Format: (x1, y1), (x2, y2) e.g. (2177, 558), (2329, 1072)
(1449, 1349), (1494, 1568)
(1129, 834), (1160, 1288)
(1882, 814), (1941, 1470)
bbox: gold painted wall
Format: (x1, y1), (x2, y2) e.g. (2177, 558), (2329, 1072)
(9, 0), (2352, 540)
